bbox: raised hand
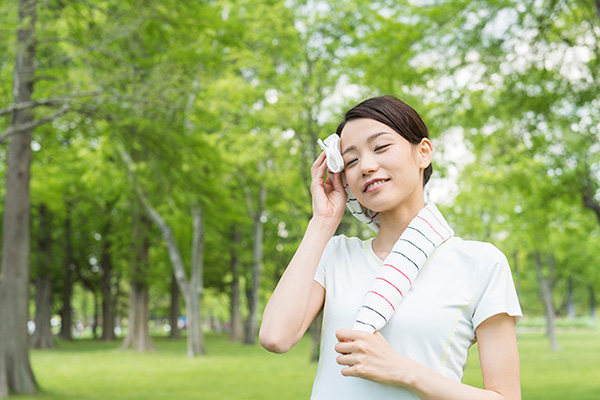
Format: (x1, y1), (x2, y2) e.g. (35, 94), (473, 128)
(310, 151), (347, 225)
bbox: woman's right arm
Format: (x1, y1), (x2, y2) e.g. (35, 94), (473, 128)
(259, 152), (347, 354)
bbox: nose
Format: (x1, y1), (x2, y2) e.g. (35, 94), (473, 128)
(360, 153), (378, 176)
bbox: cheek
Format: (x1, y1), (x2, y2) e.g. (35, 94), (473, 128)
(398, 150), (422, 175)
(345, 170), (362, 194)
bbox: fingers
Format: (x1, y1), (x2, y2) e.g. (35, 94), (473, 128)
(334, 340), (354, 355)
(334, 331), (372, 379)
(324, 172), (334, 190)
(335, 329), (398, 383)
(311, 152), (328, 187)
(311, 151), (327, 175)
(330, 171), (345, 193)
(336, 354), (363, 379)
(336, 351), (353, 364)
(334, 329), (371, 358)
(311, 152), (346, 189)
(313, 150), (327, 165)
(335, 328), (368, 342)
(340, 365), (358, 377)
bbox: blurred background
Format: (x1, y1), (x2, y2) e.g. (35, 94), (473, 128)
(0, 0), (599, 399)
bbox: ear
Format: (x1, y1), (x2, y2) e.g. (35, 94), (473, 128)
(418, 138), (433, 168)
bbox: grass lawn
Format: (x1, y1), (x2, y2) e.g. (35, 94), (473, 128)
(464, 330), (600, 400)
(14, 329), (600, 400)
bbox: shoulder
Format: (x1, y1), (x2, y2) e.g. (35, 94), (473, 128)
(449, 241), (522, 327)
(445, 239), (516, 297)
(316, 235), (373, 285)
(431, 238), (512, 284)
(440, 238), (508, 267)
(324, 234), (368, 254)
(320, 234), (372, 267)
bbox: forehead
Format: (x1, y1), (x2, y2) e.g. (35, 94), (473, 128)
(340, 118), (396, 148)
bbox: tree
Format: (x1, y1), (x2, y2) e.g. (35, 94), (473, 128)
(30, 203), (56, 349)
(0, 0), (39, 395)
(125, 169), (207, 356)
(121, 206), (155, 352)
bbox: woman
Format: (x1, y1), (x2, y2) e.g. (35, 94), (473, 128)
(259, 96), (522, 400)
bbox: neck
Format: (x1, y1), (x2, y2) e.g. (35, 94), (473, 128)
(373, 197), (426, 257)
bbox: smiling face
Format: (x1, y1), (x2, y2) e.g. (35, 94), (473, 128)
(340, 118), (432, 214)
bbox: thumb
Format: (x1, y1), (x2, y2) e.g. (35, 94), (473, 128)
(331, 172), (346, 193)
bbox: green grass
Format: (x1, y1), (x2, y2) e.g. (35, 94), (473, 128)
(13, 330), (600, 400)
(464, 330), (600, 400)
(17, 335), (316, 400)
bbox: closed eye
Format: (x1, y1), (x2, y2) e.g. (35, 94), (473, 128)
(345, 158), (358, 167)
(375, 144), (391, 152)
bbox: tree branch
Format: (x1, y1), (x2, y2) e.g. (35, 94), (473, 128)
(190, 205), (204, 292)
(583, 190), (600, 225)
(0, 103), (69, 143)
(0, 91), (99, 116)
(579, 162), (600, 225)
(119, 146), (191, 293)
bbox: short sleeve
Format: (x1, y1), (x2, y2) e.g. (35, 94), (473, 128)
(314, 236), (340, 289)
(472, 243), (522, 329)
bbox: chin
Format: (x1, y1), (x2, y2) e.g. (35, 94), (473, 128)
(362, 195), (419, 214)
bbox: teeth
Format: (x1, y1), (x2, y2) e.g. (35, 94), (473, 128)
(366, 180), (388, 190)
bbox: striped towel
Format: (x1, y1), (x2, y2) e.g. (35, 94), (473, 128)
(353, 203), (453, 333)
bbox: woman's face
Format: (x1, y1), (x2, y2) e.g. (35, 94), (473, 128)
(340, 118), (429, 213)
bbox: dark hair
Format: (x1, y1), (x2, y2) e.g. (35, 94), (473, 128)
(336, 95), (433, 186)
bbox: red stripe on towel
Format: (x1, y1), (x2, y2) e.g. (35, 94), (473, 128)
(375, 277), (403, 297)
(383, 264), (412, 285)
(417, 216), (444, 241)
(368, 291), (395, 311)
(424, 207), (452, 236)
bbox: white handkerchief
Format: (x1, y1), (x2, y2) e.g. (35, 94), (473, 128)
(317, 134), (344, 173)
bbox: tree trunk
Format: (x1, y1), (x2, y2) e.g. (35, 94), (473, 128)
(168, 272), (182, 339)
(100, 235), (116, 341)
(122, 283), (154, 351)
(244, 180), (266, 345)
(91, 292), (99, 340)
(0, 0), (38, 396)
(590, 286), (597, 319)
(32, 204), (55, 349)
(582, 183), (600, 225)
(146, 201), (205, 356)
(59, 205), (73, 341)
(534, 253), (559, 351)
(122, 212), (155, 352)
(184, 291), (205, 357)
(229, 228), (244, 342)
(120, 148), (205, 356)
(187, 206), (206, 356)
(566, 278), (575, 319)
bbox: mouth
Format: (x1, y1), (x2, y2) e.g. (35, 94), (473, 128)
(363, 179), (390, 193)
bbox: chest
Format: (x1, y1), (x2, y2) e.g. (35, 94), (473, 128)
(323, 243), (478, 354)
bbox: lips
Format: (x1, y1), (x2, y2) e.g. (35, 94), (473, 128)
(363, 178), (390, 192)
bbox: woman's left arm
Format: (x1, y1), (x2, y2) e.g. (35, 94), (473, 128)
(335, 313), (520, 400)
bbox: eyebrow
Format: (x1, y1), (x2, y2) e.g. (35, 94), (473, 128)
(341, 131), (393, 156)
